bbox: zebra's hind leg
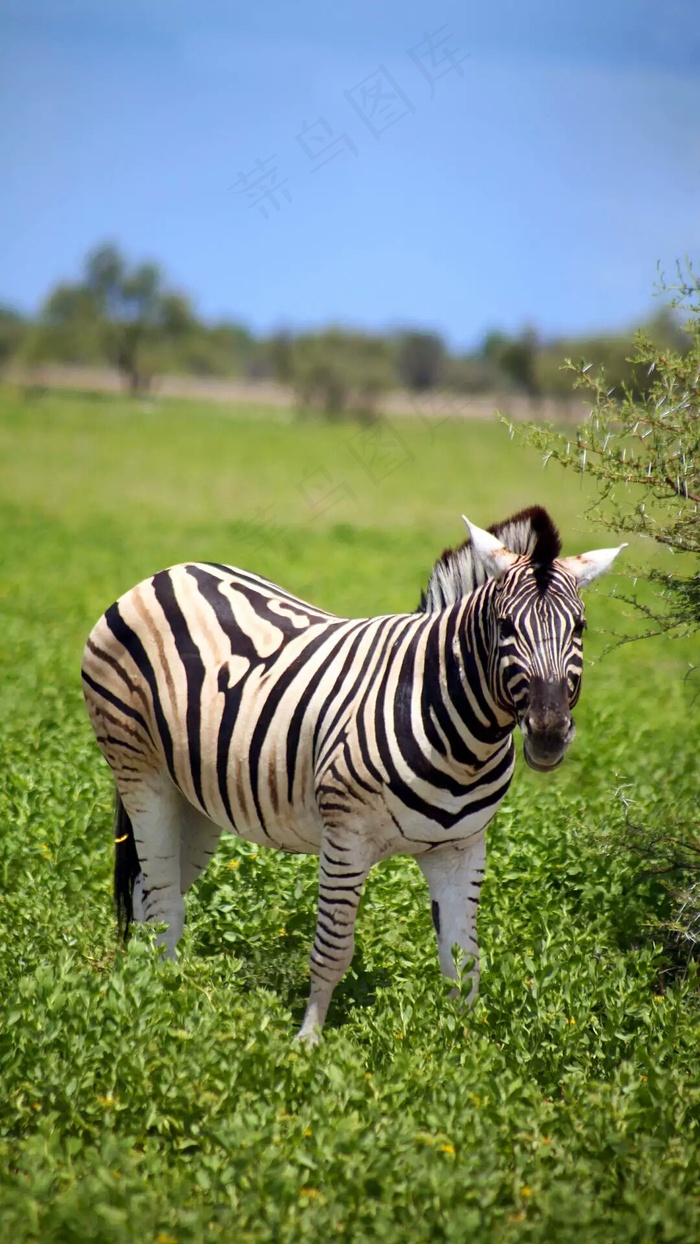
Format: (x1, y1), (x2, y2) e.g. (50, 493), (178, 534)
(118, 778), (185, 959)
(418, 836), (486, 1002)
(297, 833), (376, 1046)
(179, 802), (223, 894)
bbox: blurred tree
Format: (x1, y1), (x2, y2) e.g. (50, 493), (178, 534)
(23, 281), (103, 366)
(395, 330), (445, 391)
(288, 329), (394, 418)
(442, 352), (503, 394)
(88, 247), (196, 393)
(352, 334), (396, 420)
(169, 322), (256, 378)
(84, 243), (124, 312)
(0, 306), (28, 373)
(482, 327), (541, 399)
(264, 329), (295, 384)
(27, 244), (197, 393)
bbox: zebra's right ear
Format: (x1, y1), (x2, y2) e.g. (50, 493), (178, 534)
(462, 516), (520, 580)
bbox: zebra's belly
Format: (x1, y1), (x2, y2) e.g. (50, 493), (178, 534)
(171, 731), (325, 855)
(219, 802), (325, 854)
(169, 711), (514, 860)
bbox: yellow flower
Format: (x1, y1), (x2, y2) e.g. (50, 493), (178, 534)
(394, 1032), (404, 1039)
(299, 1187), (321, 1199)
(303, 1127), (312, 1137)
(156, 1234), (178, 1243)
(541, 1136), (552, 1145)
(98, 1095), (115, 1108)
(226, 860), (239, 869)
(521, 1186), (533, 1198)
(278, 927), (286, 935)
(440, 1143), (455, 1156)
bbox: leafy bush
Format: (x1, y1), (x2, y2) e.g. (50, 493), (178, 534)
(513, 264), (700, 970)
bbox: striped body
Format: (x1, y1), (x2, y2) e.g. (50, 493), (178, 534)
(83, 562), (516, 856)
(82, 508), (625, 1042)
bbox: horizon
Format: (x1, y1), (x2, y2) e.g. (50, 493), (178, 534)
(0, 235), (689, 352)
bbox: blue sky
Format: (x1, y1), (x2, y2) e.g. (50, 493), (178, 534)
(1, 0), (699, 348)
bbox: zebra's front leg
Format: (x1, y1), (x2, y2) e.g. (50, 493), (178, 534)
(418, 835), (486, 1001)
(297, 834), (375, 1046)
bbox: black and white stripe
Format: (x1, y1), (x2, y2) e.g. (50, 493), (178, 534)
(82, 506), (625, 1041)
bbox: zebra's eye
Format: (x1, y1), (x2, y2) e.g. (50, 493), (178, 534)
(498, 617), (516, 639)
(573, 618), (587, 637)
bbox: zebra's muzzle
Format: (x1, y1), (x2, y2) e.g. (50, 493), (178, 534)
(519, 677), (576, 772)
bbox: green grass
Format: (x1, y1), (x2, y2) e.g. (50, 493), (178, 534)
(0, 388), (698, 1243)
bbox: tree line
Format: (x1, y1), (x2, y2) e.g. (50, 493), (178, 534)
(0, 243), (691, 413)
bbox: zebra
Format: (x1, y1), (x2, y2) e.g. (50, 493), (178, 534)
(82, 505), (625, 1043)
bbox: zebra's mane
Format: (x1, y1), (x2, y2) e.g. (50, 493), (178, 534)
(419, 506), (562, 612)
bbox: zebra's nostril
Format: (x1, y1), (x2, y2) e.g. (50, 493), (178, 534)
(523, 711), (572, 739)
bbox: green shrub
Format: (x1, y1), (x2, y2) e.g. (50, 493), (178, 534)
(513, 264), (700, 975)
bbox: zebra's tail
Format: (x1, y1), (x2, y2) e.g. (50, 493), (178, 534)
(113, 790), (140, 942)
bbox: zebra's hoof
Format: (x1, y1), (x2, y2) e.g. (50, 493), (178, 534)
(294, 1026), (322, 1047)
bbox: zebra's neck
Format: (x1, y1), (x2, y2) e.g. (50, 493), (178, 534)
(392, 591), (514, 778)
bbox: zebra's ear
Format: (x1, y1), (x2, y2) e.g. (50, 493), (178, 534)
(462, 516), (520, 580)
(560, 544), (628, 588)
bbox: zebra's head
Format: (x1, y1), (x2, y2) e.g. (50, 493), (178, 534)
(462, 509), (626, 771)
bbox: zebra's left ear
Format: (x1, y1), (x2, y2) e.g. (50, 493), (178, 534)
(560, 543), (628, 588)
(462, 516), (520, 579)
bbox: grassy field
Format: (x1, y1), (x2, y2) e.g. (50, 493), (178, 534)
(0, 389), (698, 1243)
